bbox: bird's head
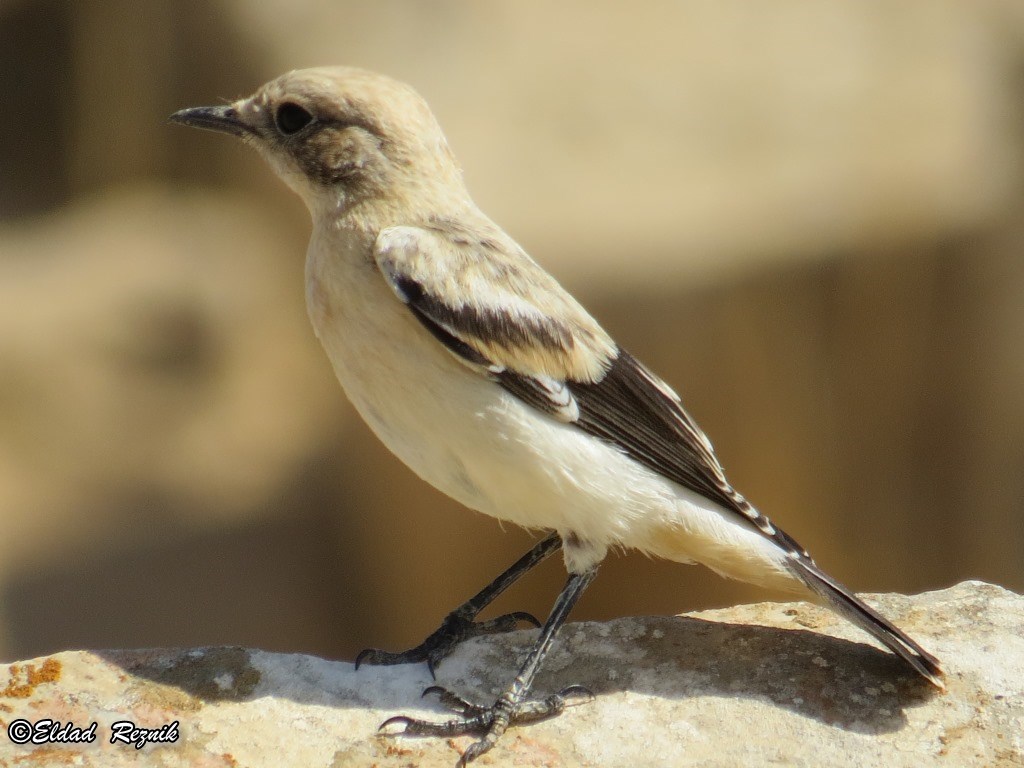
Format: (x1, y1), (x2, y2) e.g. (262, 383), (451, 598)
(170, 67), (466, 216)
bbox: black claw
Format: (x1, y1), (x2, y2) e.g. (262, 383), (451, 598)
(354, 648), (380, 670)
(421, 686), (487, 716)
(459, 741), (489, 766)
(510, 610), (542, 628)
(558, 684), (595, 703)
(474, 610), (543, 635)
(378, 715), (413, 734)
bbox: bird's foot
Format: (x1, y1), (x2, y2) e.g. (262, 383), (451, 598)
(354, 609), (541, 678)
(379, 684), (593, 765)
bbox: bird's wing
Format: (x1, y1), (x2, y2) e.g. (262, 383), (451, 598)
(374, 223), (764, 520)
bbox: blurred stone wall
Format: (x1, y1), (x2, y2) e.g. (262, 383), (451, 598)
(1, 0), (1022, 663)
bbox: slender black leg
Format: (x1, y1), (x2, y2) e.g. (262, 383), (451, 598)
(381, 565), (600, 766)
(356, 532), (562, 677)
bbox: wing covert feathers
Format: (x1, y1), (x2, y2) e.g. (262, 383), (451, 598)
(374, 223), (615, 383)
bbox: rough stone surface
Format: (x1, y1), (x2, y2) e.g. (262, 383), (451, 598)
(1, 581), (1020, 767)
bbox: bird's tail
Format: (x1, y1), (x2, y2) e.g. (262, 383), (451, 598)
(785, 557), (944, 689)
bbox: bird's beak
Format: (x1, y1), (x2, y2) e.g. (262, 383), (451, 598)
(169, 104), (253, 138)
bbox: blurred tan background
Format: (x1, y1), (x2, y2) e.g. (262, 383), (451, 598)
(1, 0), (1022, 664)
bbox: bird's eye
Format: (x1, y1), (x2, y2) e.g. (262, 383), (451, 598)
(274, 102), (313, 135)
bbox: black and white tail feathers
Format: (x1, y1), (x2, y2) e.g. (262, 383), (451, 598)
(785, 556), (944, 688)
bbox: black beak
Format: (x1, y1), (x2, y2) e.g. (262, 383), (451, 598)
(169, 104), (253, 137)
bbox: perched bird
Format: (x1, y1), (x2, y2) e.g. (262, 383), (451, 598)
(171, 67), (943, 765)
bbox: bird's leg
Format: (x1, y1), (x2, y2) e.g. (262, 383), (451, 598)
(380, 565), (599, 766)
(355, 532), (562, 677)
